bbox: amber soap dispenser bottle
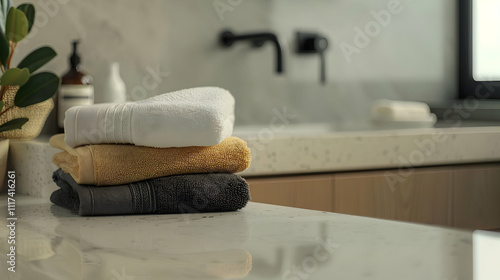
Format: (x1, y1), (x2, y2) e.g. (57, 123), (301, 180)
(57, 40), (94, 132)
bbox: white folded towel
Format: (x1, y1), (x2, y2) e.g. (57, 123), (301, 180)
(63, 87), (235, 148)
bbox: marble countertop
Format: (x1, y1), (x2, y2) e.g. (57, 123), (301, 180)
(5, 123), (500, 197)
(0, 195), (474, 280)
(236, 123), (500, 176)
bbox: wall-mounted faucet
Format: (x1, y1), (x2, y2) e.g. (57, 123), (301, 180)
(296, 32), (329, 85)
(219, 30), (284, 74)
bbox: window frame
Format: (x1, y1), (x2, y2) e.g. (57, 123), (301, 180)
(458, 0), (500, 99)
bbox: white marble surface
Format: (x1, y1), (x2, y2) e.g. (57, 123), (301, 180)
(6, 136), (60, 198)
(237, 124), (500, 176)
(0, 195), (472, 279)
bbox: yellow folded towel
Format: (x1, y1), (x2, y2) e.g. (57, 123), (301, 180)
(50, 134), (251, 186)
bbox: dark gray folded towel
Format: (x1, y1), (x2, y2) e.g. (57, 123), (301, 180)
(50, 169), (250, 216)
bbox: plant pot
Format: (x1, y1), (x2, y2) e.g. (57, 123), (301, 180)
(0, 86), (54, 140)
(0, 138), (8, 191)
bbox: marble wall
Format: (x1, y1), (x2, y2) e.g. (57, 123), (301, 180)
(11, 0), (457, 126)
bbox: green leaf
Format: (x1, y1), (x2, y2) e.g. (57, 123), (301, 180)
(0, 0), (12, 33)
(0, 30), (8, 67)
(0, 117), (28, 133)
(0, 100), (4, 111)
(5, 7), (28, 42)
(18, 46), (57, 73)
(0, 68), (30, 86)
(16, 4), (34, 32)
(15, 72), (60, 107)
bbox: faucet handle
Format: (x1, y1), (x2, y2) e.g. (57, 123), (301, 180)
(296, 32), (329, 84)
(220, 30), (236, 47)
(297, 32), (329, 53)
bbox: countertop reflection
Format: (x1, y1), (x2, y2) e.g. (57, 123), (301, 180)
(0, 196), (472, 279)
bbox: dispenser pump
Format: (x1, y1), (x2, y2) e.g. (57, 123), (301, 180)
(69, 40), (81, 68)
(58, 40), (94, 132)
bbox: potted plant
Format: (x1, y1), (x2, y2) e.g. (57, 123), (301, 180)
(0, 0), (61, 188)
(0, 0), (60, 137)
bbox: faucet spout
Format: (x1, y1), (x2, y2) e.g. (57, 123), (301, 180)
(220, 30), (284, 74)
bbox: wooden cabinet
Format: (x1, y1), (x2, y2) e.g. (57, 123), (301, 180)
(247, 175), (335, 212)
(332, 167), (454, 227)
(245, 163), (500, 230)
(452, 164), (500, 229)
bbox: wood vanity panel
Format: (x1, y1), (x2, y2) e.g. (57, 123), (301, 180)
(332, 167), (453, 226)
(245, 163), (500, 229)
(452, 164), (500, 229)
(246, 175), (335, 212)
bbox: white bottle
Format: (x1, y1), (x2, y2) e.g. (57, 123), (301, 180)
(95, 62), (127, 104)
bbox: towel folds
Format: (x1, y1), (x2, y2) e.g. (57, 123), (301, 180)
(51, 169), (250, 216)
(63, 87), (235, 148)
(50, 134), (251, 186)
(49, 86), (251, 216)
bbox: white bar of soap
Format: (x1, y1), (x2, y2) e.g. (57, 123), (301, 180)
(372, 99), (432, 122)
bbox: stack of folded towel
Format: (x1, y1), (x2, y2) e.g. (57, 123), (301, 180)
(49, 87), (251, 216)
